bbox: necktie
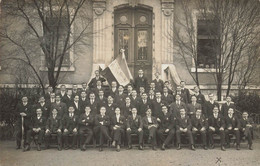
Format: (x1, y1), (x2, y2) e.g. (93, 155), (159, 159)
(37, 116), (40, 119)
(133, 114), (136, 120)
(53, 115), (56, 119)
(70, 113), (73, 117)
(229, 114), (232, 118)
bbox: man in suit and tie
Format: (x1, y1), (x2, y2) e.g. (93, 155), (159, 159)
(187, 95), (202, 117)
(62, 90), (73, 105)
(134, 69), (148, 94)
(138, 93), (151, 117)
(126, 107), (144, 150)
(15, 96), (32, 149)
(59, 84), (67, 102)
(88, 70), (106, 90)
(72, 84), (79, 99)
(97, 89), (107, 110)
(157, 105), (175, 150)
(44, 86), (53, 101)
(121, 96), (134, 117)
(36, 96), (51, 118)
(45, 108), (63, 151)
(191, 109), (208, 150)
(180, 81), (191, 104)
(148, 89), (155, 102)
(161, 87), (174, 108)
(193, 86), (206, 110)
(63, 106), (79, 150)
(105, 95), (118, 118)
(224, 108), (241, 150)
(87, 92), (99, 115)
(152, 72), (164, 93)
(24, 108), (46, 151)
(109, 81), (118, 98)
(111, 107), (126, 152)
(208, 107), (226, 151)
(130, 89), (141, 107)
(78, 106), (94, 151)
(152, 92), (166, 120)
(71, 95), (82, 115)
(48, 93), (56, 104)
(221, 96), (236, 117)
(93, 80), (105, 97)
(142, 108), (158, 150)
(126, 84), (133, 97)
(94, 107), (112, 151)
(240, 111), (254, 150)
(115, 85), (127, 106)
(175, 108), (195, 150)
(169, 94), (187, 117)
(79, 91), (88, 112)
(51, 95), (67, 118)
(81, 82), (89, 95)
(205, 93), (219, 118)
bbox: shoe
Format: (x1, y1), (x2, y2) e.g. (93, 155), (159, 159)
(210, 144), (215, 149)
(16, 145), (21, 150)
(249, 144), (253, 150)
(127, 145), (132, 150)
(221, 146), (226, 151)
(152, 146), (157, 151)
(81, 145), (86, 151)
(64, 146), (69, 150)
(236, 145), (240, 150)
(58, 145), (62, 151)
(161, 144), (165, 151)
(112, 141), (116, 147)
(99, 147), (103, 152)
(203, 146), (208, 150)
(226, 143), (230, 148)
(177, 144), (181, 150)
(72, 146), (77, 150)
(139, 145), (143, 150)
(116, 145), (120, 152)
(23, 145), (30, 152)
(37, 144), (41, 151)
(191, 145), (195, 151)
(148, 137), (152, 144)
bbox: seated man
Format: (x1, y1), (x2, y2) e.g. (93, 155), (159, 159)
(224, 108), (240, 150)
(111, 107), (126, 152)
(157, 105), (175, 150)
(45, 108), (63, 151)
(142, 108), (158, 150)
(78, 106), (94, 151)
(176, 108), (195, 150)
(63, 106), (79, 150)
(191, 109), (208, 150)
(240, 111), (254, 150)
(24, 108), (46, 152)
(126, 107), (144, 150)
(94, 107), (112, 152)
(208, 107), (226, 151)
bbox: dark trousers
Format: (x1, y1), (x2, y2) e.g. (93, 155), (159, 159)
(192, 130), (207, 146)
(94, 126), (111, 146)
(63, 131), (78, 147)
(176, 130), (194, 145)
(112, 128), (125, 145)
(241, 128), (253, 145)
(79, 128), (93, 146)
(157, 129), (175, 145)
(225, 129), (240, 145)
(208, 129), (225, 146)
(144, 127), (157, 146)
(126, 129), (143, 145)
(45, 131), (62, 146)
(26, 130), (44, 145)
(14, 124), (29, 147)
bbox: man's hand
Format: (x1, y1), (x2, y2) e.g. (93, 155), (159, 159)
(157, 118), (161, 122)
(220, 127), (224, 131)
(100, 122), (104, 125)
(45, 129), (50, 133)
(64, 128), (68, 133)
(228, 127), (232, 130)
(234, 128), (239, 131)
(82, 120), (86, 122)
(183, 128), (188, 132)
(200, 127), (205, 131)
(127, 128), (131, 131)
(57, 129), (61, 133)
(242, 128), (245, 131)
(165, 129), (169, 133)
(73, 128), (77, 133)
(209, 126), (215, 131)
(246, 124), (252, 127)
(33, 128), (37, 132)
(192, 127), (198, 132)
(138, 128), (142, 132)
(20, 112), (27, 117)
(85, 123), (89, 126)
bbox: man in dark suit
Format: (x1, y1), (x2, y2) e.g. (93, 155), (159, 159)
(148, 89), (155, 102)
(130, 89), (141, 107)
(149, 82), (156, 92)
(126, 84), (133, 97)
(110, 107), (126, 152)
(108, 81), (118, 98)
(142, 108), (158, 150)
(157, 105), (175, 150)
(151, 92), (167, 120)
(51, 95), (67, 118)
(193, 86), (206, 110)
(88, 70), (106, 90)
(58, 84), (67, 102)
(93, 80), (105, 97)
(62, 90), (73, 106)
(15, 96), (32, 149)
(120, 96), (134, 117)
(96, 89), (107, 110)
(36, 96), (51, 118)
(134, 69), (148, 93)
(62, 106), (79, 150)
(80, 82), (89, 95)
(87, 92), (99, 115)
(94, 107), (112, 151)
(78, 106), (94, 151)
(164, 81), (174, 95)
(152, 72), (164, 93)
(71, 95), (82, 115)
(48, 92), (56, 104)
(114, 85), (127, 106)
(169, 94), (187, 118)
(138, 93), (151, 117)
(208, 107), (226, 151)
(224, 108), (241, 150)
(45, 108), (63, 151)
(126, 107), (144, 150)
(221, 96), (235, 117)
(175, 108), (195, 150)
(187, 96), (202, 117)
(105, 95), (118, 117)
(180, 81), (191, 104)
(72, 84), (79, 99)
(191, 109), (208, 150)
(24, 108), (46, 151)
(79, 91), (88, 112)
(205, 93), (219, 118)
(44, 86), (53, 101)
(161, 87), (174, 108)
(240, 111), (254, 150)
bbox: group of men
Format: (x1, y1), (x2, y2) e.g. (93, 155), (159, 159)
(15, 70), (254, 152)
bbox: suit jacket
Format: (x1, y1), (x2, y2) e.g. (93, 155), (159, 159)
(126, 114), (143, 130)
(194, 93), (206, 106)
(62, 95), (73, 106)
(162, 93), (174, 107)
(70, 101), (82, 115)
(46, 116), (62, 132)
(137, 100), (151, 117)
(30, 115), (46, 130)
(63, 114), (79, 131)
(110, 115), (126, 130)
(114, 93), (127, 105)
(152, 79), (164, 93)
(79, 97), (88, 112)
(191, 115), (208, 130)
(78, 113), (94, 130)
(134, 76), (148, 92)
(108, 88), (118, 98)
(181, 88), (191, 104)
(86, 100), (99, 115)
(187, 103), (202, 115)
(169, 101), (187, 118)
(159, 112), (175, 130)
(105, 103), (118, 118)
(151, 99), (167, 118)
(240, 117), (254, 128)
(120, 104), (134, 118)
(142, 116), (158, 129)
(176, 116), (192, 130)
(58, 92), (67, 103)
(221, 103), (235, 117)
(35, 102), (51, 118)
(208, 114), (225, 129)
(16, 103), (33, 127)
(225, 115), (240, 129)
(88, 77), (106, 89)
(205, 101), (219, 118)
(51, 102), (67, 118)
(130, 96), (141, 107)
(94, 114), (110, 127)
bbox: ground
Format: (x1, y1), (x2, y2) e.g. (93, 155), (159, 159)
(0, 140), (260, 166)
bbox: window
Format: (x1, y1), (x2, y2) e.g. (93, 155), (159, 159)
(197, 19), (219, 69)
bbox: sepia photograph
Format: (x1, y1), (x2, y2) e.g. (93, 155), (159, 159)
(0, 0), (259, 166)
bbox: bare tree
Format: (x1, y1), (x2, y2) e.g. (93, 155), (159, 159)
(0, 0), (93, 92)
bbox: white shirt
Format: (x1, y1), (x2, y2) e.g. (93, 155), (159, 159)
(74, 102), (78, 108)
(229, 114), (233, 118)
(214, 113), (218, 119)
(70, 113), (74, 117)
(37, 115), (41, 119)
(147, 117), (152, 123)
(116, 115), (120, 122)
(132, 114), (136, 120)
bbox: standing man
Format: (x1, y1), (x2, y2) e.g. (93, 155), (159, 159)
(187, 96), (202, 117)
(240, 111), (254, 150)
(87, 92), (99, 115)
(134, 69), (148, 93)
(138, 93), (151, 117)
(51, 95), (67, 118)
(88, 70), (106, 89)
(221, 96), (235, 117)
(193, 86), (206, 109)
(126, 107), (144, 150)
(152, 72), (164, 93)
(161, 87), (174, 108)
(180, 81), (191, 104)
(59, 85), (67, 102)
(205, 93), (219, 118)
(109, 81), (118, 98)
(169, 94), (187, 118)
(36, 96), (50, 118)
